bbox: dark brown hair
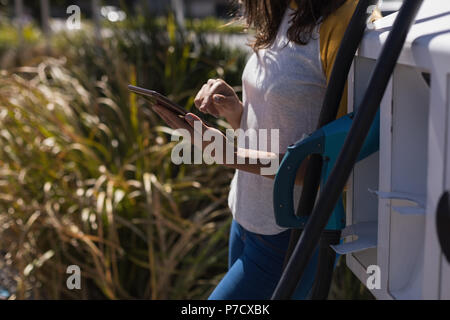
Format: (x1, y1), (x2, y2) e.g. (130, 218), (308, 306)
(237, 0), (346, 50)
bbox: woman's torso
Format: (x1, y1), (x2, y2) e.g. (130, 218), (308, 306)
(228, 7), (327, 235)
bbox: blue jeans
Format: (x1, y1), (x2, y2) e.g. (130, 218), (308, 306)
(208, 220), (319, 300)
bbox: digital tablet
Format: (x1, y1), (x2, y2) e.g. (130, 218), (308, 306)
(128, 84), (218, 129)
(128, 85), (188, 116)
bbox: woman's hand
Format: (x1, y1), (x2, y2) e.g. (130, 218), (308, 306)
(194, 79), (243, 130)
(152, 104), (307, 185)
(152, 105), (228, 154)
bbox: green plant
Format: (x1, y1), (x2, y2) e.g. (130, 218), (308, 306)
(0, 20), (43, 68)
(185, 17), (246, 34)
(0, 12), (248, 299)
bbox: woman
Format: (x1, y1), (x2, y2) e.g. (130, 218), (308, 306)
(153, 0), (360, 299)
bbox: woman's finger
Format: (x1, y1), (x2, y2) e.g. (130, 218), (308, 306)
(200, 80), (226, 117)
(213, 94), (234, 108)
(203, 81), (222, 108)
(185, 113), (210, 135)
(153, 105), (191, 131)
(201, 104), (220, 118)
(185, 113), (229, 152)
(194, 84), (208, 109)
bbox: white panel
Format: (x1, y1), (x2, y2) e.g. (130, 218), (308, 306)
(390, 66), (429, 196)
(332, 222), (377, 255)
(351, 56), (379, 235)
(352, 153), (379, 268)
(388, 65), (430, 299)
(351, 58), (379, 270)
(346, 56), (380, 295)
(377, 73), (394, 299)
(353, 155), (379, 224)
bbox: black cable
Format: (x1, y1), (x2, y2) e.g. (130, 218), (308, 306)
(273, 0), (424, 300)
(309, 230), (342, 299)
(437, 192), (450, 263)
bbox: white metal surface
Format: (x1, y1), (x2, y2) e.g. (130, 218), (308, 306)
(346, 0), (450, 299)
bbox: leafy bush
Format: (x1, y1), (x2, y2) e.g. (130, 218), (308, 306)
(0, 13), (247, 300)
(185, 17), (245, 34)
(0, 20), (43, 68)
